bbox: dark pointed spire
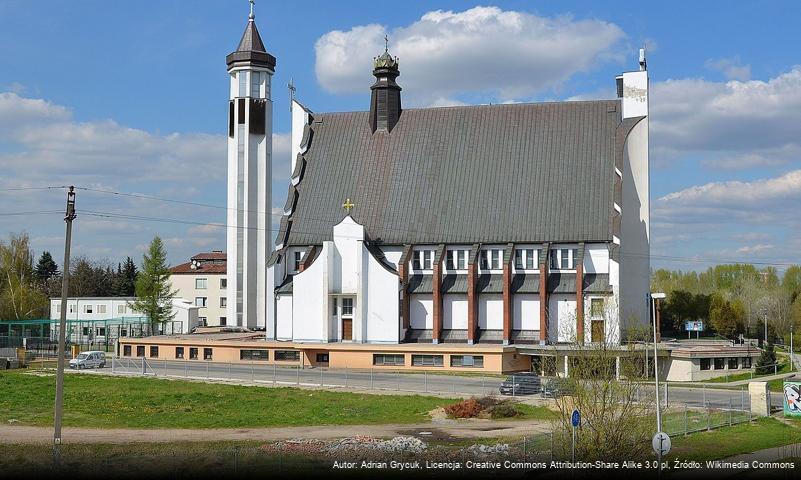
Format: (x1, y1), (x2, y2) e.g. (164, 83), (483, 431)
(226, 1), (276, 71)
(369, 39), (402, 133)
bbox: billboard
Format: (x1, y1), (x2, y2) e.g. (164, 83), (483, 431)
(783, 381), (801, 417)
(684, 320), (705, 332)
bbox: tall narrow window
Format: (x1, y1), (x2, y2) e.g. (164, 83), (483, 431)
(293, 251), (304, 272)
(423, 250), (432, 270)
(457, 250), (466, 270)
(331, 298), (338, 316)
(514, 250), (523, 269)
(560, 249), (570, 269)
(446, 251), (455, 270)
(238, 71), (248, 97)
(251, 71), (261, 98)
(525, 249), (535, 269)
(342, 298), (354, 316)
(237, 98), (246, 124)
(228, 101), (235, 137)
(572, 249), (579, 269)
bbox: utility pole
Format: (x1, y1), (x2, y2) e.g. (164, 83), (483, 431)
(791, 324), (795, 371)
(53, 186), (76, 462)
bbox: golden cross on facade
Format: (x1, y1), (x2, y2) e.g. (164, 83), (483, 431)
(342, 198), (355, 213)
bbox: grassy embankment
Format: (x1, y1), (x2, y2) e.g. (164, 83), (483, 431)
(0, 369), (553, 429)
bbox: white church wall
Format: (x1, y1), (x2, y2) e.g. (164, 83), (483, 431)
(443, 294), (468, 330)
(478, 294), (503, 330)
(410, 294), (433, 329)
(363, 245), (401, 343)
(379, 246), (404, 270)
(619, 116), (650, 333)
(549, 294), (577, 343)
(290, 99), (310, 175)
(584, 244), (609, 274)
(275, 294), (293, 340)
(333, 217), (364, 295)
(292, 243), (330, 342)
(512, 294), (539, 330)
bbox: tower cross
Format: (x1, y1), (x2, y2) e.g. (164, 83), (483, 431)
(384, 34), (389, 52)
(249, 0), (255, 20)
(342, 198), (355, 214)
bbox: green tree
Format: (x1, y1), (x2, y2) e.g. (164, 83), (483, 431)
(709, 294), (744, 338)
(112, 257), (138, 297)
(0, 233), (48, 319)
(784, 266), (801, 303)
(129, 237), (177, 334)
(34, 251), (59, 285)
(755, 342), (778, 375)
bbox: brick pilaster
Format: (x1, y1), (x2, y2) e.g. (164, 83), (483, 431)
(576, 242), (585, 344)
(398, 245), (412, 332)
(432, 245), (446, 344)
(539, 243), (550, 344)
(502, 243), (514, 345)
(467, 244), (480, 344)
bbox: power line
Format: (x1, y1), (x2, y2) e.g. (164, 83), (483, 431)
(0, 186), (67, 193)
(79, 208), (801, 267)
(0, 210), (64, 216)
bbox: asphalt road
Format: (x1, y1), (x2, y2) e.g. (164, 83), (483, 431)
(100, 357), (781, 409)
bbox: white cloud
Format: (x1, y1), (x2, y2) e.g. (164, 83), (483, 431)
(314, 6), (625, 106)
(659, 169), (801, 206)
(736, 244), (775, 255)
(651, 68), (801, 155)
(705, 56), (751, 81)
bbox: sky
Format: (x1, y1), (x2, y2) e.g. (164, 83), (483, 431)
(1, 0), (800, 272)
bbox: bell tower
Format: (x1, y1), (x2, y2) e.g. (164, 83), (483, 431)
(225, 0), (276, 329)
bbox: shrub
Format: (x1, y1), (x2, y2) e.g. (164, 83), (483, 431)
(444, 398), (482, 418)
(488, 403), (520, 419)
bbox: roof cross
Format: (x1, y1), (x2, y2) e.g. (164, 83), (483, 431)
(249, 0), (255, 20)
(342, 198), (355, 214)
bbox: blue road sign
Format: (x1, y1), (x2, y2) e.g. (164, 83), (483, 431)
(571, 409), (581, 427)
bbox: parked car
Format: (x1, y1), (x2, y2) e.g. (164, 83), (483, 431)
(499, 373), (541, 396)
(69, 351), (106, 369)
(541, 377), (575, 398)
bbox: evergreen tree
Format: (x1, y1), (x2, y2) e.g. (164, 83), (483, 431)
(34, 251), (59, 284)
(118, 257), (138, 296)
(755, 342), (778, 375)
(130, 237), (177, 334)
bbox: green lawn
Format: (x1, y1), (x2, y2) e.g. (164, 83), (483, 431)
(0, 370), (455, 428)
(0, 370), (554, 429)
(705, 362), (792, 384)
(669, 418), (801, 461)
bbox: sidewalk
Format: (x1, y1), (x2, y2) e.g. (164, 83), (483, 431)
(0, 418), (552, 445)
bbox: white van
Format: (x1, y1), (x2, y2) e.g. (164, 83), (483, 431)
(69, 351), (106, 369)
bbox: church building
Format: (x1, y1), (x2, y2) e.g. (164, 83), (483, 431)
(121, 6), (652, 374)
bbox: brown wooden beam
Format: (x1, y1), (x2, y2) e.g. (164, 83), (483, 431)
(502, 243), (514, 345)
(432, 245), (446, 344)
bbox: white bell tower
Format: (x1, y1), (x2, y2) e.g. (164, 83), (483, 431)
(225, 0), (275, 329)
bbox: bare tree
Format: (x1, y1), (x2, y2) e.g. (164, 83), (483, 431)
(550, 299), (657, 461)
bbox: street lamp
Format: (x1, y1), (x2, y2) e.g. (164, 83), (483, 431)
(649, 292), (666, 433)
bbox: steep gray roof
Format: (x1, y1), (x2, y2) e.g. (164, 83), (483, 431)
(280, 100), (622, 246)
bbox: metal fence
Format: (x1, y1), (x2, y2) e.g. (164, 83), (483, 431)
(106, 357), (759, 415)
